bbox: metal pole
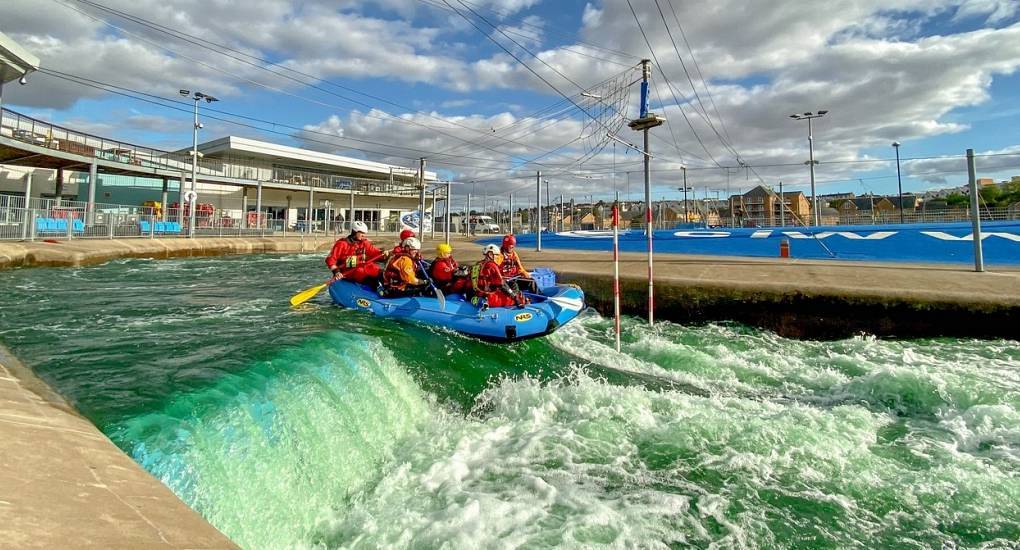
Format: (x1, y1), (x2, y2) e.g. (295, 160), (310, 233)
(306, 184), (314, 235)
(559, 194), (563, 232)
(87, 162), (97, 225)
(160, 177), (169, 222)
(644, 125), (654, 326)
(466, 192), (471, 235)
(967, 149), (985, 272)
(612, 190), (621, 352)
(894, 142), (904, 224)
(509, 193), (513, 234)
(808, 117), (819, 226)
(536, 171), (542, 252)
(445, 181), (451, 244)
(255, 180), (263, 230)
(55, 168), (65, 207)
(189, 97), (199, 238)
(418, 158), (426, 239)
(349, 180), (355, 231)
(779, 180), (785, 227)
(431, 188), (437, 240)
(178, 174), (185, 227)
(682, 166), (688, 224)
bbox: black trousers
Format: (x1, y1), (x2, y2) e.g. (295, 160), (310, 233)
(382, 284), (432, 298)
(508, 277), (537, 294)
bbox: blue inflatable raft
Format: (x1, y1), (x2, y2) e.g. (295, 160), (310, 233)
(327, 268), (585, 342)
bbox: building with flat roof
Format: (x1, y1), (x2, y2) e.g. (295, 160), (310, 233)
(1, 106), (443, 233)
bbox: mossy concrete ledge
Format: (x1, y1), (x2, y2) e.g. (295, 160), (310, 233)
(0, 343), (237, 548)
(515, 249), (1020, 339)
(0, 236), (339, 269)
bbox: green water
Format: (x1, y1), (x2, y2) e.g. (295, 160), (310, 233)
(1, 254), (1018, 549)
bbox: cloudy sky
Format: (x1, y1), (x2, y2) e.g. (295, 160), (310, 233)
(3, 0), (1020, 206)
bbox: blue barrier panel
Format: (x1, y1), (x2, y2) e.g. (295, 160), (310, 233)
(484, 221), (1020, 265)
(72, 220), (84, 234)
(139, 221), (151, 234)
(55, 219), (68, 233)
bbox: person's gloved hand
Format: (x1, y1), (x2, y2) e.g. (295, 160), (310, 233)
(331, 269), (344, 282)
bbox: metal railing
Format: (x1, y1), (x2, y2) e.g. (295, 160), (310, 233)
(0, 201), (417, 242)
(0, 108), (428, 195)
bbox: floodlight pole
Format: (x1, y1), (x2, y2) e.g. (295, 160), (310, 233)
(536, 171), (542, 252)
(789, 110), (828, 226)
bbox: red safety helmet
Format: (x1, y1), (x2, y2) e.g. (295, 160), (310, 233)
(399, 229), (416, 241)
(502, 234), (516, 248)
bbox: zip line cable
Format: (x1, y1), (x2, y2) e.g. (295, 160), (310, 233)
(55, 0), (578, 164)
(651, 0), (738, 161)
(67, 0), (571, 156)
(624, 0), (720, 167)
(442, 0), (643, 156)
(666, 0), (735, 148)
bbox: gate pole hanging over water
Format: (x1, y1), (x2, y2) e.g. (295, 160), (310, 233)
(613, 191), (621, 352)
(967, 149), (985, 272)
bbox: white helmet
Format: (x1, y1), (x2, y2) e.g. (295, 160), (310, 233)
(352, 221), (369, 234)
(483, 244), (500, 256)
(402, 237), (421, 250)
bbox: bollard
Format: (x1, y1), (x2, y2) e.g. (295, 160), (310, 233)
(779, 238), (790, 258)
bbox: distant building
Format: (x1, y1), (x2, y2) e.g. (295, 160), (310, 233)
(729, 185), (810, 226)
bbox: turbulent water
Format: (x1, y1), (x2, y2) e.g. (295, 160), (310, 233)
(1, 253), (1018, 549)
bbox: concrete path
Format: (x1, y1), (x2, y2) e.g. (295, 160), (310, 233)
(0, 344), (237, 549)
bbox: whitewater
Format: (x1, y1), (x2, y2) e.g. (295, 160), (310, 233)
(0, 253), (1017, 548)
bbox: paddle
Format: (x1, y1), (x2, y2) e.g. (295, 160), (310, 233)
(416, 259), (446, 311)
(289, 252), (386, 306)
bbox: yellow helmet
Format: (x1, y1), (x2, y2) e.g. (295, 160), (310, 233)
(436, 243), (453, 256)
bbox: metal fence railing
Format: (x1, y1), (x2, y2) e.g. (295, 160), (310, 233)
(0, 203), (418, 242)
(0, 107), (428, 196)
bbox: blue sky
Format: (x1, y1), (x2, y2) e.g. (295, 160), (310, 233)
(4, 0), (1020, 206)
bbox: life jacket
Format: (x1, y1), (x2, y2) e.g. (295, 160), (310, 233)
(327, 235), (379, 271)
(471, 259), (502, 295)
(499, 249), (524, 277)
(430, 256), (458, 284)
(383, 252), (409, 290)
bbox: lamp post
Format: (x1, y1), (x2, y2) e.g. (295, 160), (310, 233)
(892, 141), (904, 224)
(789, 110), (828, 226)
(677, 164), (691, 224)
(180, 90), (219, 237)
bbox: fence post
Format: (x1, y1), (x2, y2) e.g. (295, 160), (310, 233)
(966, 149), (985, 272)
(109, 213), (115, 239)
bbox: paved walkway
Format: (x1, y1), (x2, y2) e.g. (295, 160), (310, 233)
(0, 344), (237, 548)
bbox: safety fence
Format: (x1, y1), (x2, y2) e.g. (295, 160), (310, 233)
(0, 203), (414, 242)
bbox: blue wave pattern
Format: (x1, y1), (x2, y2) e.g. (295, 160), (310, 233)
(487, 221), (1020, 264)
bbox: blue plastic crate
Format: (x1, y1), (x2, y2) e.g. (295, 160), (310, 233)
(531, 267), (556, 290)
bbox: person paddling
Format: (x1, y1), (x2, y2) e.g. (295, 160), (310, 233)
(499, 234), (536, 294)
(471, 244), (524, 310)
(430, 242), (471, 295)
(393, 228), (415, 256)
(381, 237), (431, 298)
(325, 221), (386, 286)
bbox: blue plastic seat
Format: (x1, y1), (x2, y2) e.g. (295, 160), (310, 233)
(72, 219), (85, 234)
